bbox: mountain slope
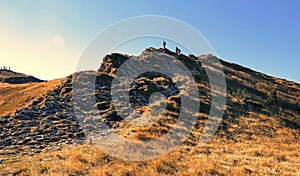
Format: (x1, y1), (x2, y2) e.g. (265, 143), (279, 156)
(0, 48), (299, 175)
(0, 79), (64, 117)
(0, 69), (45, 84)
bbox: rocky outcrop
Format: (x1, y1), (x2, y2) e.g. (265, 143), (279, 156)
(0, 77), (83, 155)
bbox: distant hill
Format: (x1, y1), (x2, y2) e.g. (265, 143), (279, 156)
(0, 69), (45, 84)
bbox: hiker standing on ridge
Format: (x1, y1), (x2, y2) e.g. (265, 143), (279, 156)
(163, 40), (166, 49)
(176, 47), (181, 55)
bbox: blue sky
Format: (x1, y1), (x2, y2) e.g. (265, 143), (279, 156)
(0, 0), (299, 83)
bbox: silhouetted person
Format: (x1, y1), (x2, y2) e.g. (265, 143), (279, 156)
(163, 40), (166, 49)
(175, 47), (181, 55)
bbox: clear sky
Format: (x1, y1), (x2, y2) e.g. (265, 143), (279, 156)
(0, 0), (299, 83)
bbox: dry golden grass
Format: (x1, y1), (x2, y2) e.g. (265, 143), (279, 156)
(1, 112), (299, 176)
(1, 135), (299, 176)
(0, 79), (64, 116)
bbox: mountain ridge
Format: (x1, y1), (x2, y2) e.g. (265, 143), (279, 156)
(0, 48), (299, 175)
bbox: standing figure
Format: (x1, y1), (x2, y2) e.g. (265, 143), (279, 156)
(163, 40), (166, 49)
(175, 47), (181, 55)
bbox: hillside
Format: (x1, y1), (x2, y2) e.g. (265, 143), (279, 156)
(0, 79), (64, 117)
(0, 69), (44, 84)
(0, 48), (299, 175)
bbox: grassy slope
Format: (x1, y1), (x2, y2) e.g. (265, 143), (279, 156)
(0, 79), (64, 116)
(1, 108), (299, 175)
